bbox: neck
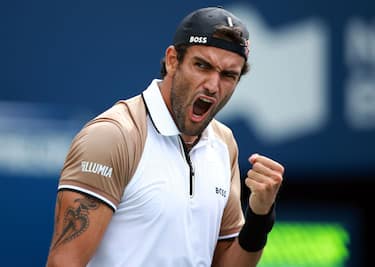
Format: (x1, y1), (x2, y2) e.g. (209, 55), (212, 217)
(181, 134), (198, 144)
(184, 140), (196, 145)
(180, 134), (201, 149)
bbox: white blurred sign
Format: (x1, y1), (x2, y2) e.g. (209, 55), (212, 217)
(345, 18), (375, 129)
(0, 102), (86, 177)
(218, 5), (329, 143)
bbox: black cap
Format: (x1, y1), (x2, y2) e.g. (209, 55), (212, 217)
(173, 7), (249, 60)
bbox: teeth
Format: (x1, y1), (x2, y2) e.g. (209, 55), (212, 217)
(200, 97), (213, 103)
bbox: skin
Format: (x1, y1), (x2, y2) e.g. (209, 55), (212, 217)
(46, 191), (113, 267)
(46, 44), (284, 267)
(160, 45), (242, 144)
(161, 45), (284, 267)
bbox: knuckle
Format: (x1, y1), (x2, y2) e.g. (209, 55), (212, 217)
(252, 161), (262, 170)
(272, 172), (283, 183)
(279, 165), (285, 174)
(244, 177), (252, 186)
(247, 169), (256, 177)
(264, 182), (273, 192)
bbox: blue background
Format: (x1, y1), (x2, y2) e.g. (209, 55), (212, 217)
(1, 0), (374, 266)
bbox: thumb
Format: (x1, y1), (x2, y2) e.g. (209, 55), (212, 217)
(249, 153), (259, 165)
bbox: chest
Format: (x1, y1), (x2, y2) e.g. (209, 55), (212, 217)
(119, 129), (231, 224)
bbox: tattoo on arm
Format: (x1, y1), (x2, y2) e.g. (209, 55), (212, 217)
(51, 192), (100, 250)
(52, 193), (63, 241)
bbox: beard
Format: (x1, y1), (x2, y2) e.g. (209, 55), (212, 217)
(170, 70), (233, 136)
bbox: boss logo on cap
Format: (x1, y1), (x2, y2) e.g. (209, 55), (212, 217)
(189, 36), (207, 44)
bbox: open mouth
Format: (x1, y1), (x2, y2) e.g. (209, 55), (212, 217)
(192, 96), (214, 120)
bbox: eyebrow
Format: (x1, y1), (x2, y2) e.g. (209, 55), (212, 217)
(193, 56), (241, 77)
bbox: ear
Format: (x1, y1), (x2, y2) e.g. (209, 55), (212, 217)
(165, 45), (178, 76)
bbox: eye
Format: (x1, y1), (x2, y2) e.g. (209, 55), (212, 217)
(195, 61), (211, 70)
(221, 71), (239, 81)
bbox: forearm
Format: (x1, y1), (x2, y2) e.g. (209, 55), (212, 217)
(46, 251), (87, 267)
(213, 204), (275, 267)
(212, 238), (263, 267)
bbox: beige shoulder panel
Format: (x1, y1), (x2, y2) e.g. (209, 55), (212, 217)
(211, 120), (245, 237)
(59, 95), (147, 208)
(90, 95), (148, 180)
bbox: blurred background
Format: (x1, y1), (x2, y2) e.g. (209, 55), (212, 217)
(1, 0), (374, 266)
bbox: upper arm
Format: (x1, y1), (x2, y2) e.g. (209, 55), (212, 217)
(46, 189), (113, 267)
(46, 104), (146, 266)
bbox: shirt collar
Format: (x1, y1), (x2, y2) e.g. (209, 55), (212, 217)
(142, 79), (180, 136)
(142, 79), (215, 142)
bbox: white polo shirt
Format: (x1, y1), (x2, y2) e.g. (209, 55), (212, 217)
(59, 79), (244, 267)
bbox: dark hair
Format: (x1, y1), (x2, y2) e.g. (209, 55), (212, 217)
(160, 26), (250, 78)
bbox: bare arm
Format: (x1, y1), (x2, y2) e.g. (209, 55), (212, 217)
(212, 238), (263, 267)
(213, 153), (284, 267)
(46, 190), (113, 267)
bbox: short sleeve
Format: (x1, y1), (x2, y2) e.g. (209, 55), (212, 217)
(218, 158), (245, 239)
(215, 123), (245, 239)
(58, 121), (130, 211)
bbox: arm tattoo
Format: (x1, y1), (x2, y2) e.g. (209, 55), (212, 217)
(52, 193), (63, 241)
(51, 193), (100, 250)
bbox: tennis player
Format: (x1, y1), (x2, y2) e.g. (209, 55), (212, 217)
(46, 6), (284, 267)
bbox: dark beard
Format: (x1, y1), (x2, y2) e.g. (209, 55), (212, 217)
(169, 85), (203, 136)
(169, 76), (210, 136)
(171, 85), (223, 136)
(170, 69), (234, 136)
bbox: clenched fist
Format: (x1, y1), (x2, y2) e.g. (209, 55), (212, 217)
(245, 153), (284, 215)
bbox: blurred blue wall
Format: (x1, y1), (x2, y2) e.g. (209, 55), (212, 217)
(1, 0), (374, 266)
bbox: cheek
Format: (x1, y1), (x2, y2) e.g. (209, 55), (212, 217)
(221, 86), (235, 100)
(218, 89), (235, 109)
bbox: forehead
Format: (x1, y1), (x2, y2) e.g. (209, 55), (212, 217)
(184, 45), (245, 71)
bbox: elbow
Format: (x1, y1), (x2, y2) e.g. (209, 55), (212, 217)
(46, 255), (61, 267)
(46, 253), (87, 267)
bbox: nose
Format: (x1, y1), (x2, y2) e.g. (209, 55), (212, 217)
(204, 71), (220, 95)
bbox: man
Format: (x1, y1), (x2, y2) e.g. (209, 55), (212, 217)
(46, 6), (284, 267)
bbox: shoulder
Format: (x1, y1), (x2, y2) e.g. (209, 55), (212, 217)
(94, 95), (146, 130)
(69, 95), (148, 154)
(210, 119), (239, 163)
(210, 119), (236, 144)
(83, 95), (147, 139)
